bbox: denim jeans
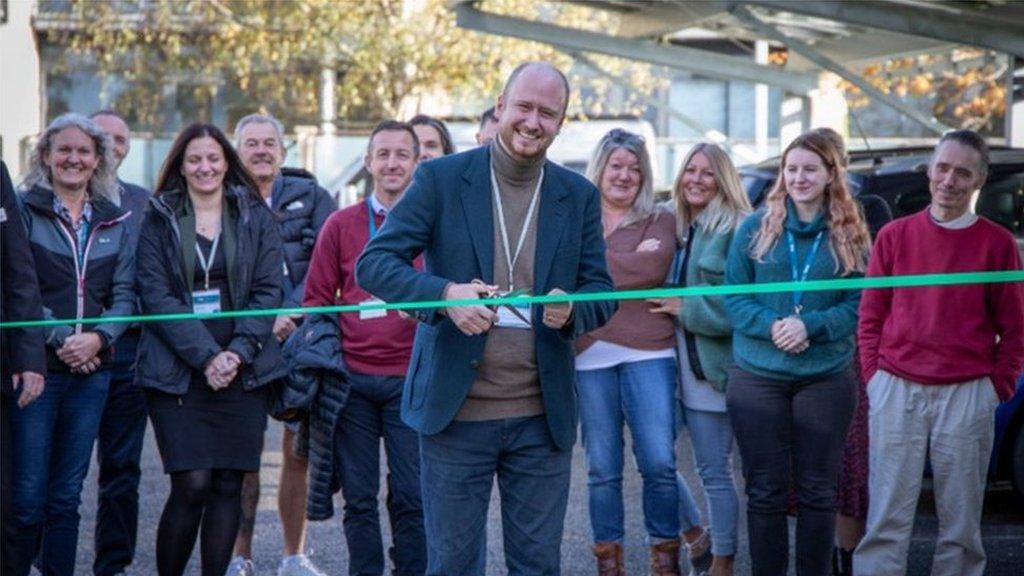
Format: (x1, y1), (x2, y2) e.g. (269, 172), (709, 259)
(683, 406), (739, 556)
(419, 415), (571, 576)
(93, 334), (147, 576)
(9, 369), (111, 576)
(334, 371), (425, 576)
(577, 357), (680, 543)
(727, 367), (856, 576)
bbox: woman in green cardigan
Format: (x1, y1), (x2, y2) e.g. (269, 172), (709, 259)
(657, 142), (751, 576)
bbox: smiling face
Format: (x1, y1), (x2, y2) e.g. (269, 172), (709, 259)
(237, 121), (284, 183)
(679, 151), (719, 215)
(928, 140), (985, 219)
(182, 136), (227, 196)
(413, 124), (445, 162)
(44, 126), (99, 194)
(783, 146), (833, 215)
(495, 66), (567, 161)
(92, 114), (130, 173)
(599, 148), (642, 211)
(365, 129), (418, 200)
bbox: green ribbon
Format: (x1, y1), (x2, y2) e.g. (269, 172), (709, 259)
(1, 270), (1021, 330)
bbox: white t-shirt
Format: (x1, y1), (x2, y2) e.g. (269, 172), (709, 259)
(576, 340), (675, 372)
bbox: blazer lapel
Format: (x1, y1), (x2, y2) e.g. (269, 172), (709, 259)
(460, 147), (494, 283)
(534, 163), (569, 294)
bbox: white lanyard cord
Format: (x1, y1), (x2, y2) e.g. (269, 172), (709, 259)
(195, 233), (221, 291)
(489, 164), (543, 291)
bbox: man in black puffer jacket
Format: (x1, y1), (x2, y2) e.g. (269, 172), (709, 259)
(229, 113), (335, 576)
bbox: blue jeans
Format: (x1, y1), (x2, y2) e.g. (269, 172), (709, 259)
(94, 334), (147, 576)
(9, 369), (111, 576)
(419, 415), (571, 576)
(577, 357), (680, 543)
(682, 406), (739, 556)
(335, 371), (425, 576)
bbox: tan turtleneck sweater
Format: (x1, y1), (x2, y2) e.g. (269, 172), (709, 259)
(455, 138), (545, 421)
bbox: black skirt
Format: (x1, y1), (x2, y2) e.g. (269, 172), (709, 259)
(146, 375), (268, 473)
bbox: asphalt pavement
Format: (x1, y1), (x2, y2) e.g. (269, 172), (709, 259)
(71, 419), (1024, 575)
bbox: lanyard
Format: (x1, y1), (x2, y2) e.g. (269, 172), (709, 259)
(785, 230), (823, 315)
(489, 164), (543, 291)
(195, 233), (221, 291)
(366, 199), (384, 239)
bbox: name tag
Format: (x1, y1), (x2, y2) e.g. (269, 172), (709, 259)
(495, 305), (531, 329)
(359, 297), (387, 320)
(192, 289), (222, 314)
(285, 201), (305, 211)
(0, 207), (6, 223)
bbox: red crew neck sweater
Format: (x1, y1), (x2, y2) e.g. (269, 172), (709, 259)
(858, 209), (1024, 401)
(303, 202), (423, 376)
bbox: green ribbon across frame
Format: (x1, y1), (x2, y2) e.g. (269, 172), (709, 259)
(1, 270), (1021, 330)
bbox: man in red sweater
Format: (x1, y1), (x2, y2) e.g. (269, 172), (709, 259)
(854, 130), (1024, 576)
(302, 121), (426, 575)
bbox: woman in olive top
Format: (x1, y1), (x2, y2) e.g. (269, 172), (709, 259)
(666, 142), (751, 576)
(135, 124), (284, 576)
(724, 131), (871, 576)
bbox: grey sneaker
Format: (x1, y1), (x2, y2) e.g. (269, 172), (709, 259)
(277, 554), (327, 576)
(226, 555), (256, 576)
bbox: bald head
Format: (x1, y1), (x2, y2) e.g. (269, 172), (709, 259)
(501, 62), (570, 118)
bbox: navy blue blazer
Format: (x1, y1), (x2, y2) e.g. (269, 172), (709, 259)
(356, 145), (616, 450)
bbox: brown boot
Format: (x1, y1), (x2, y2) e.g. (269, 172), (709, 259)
(592, 541), (624, 576)
(650, 538), (682, 576)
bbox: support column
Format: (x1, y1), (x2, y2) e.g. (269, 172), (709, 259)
(755, 40), (770, 159)
(779, 93), (808, 152)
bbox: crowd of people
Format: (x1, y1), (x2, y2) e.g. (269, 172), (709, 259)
(0, 60), (1021, 576)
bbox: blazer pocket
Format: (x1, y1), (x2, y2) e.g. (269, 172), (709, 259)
(406, 327), (436, 410)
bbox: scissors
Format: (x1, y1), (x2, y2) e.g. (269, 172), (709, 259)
(483, 287), (533, 326)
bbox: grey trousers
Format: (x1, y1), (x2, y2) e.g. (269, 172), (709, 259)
(854, 370), (998, 576)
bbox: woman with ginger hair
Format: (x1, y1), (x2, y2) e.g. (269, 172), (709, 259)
(723, 131), (871, 576)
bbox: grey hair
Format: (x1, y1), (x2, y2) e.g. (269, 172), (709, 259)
(22, 113), (117, 202)
(585, 129), (656, 230)
(233, 113), (286, 151)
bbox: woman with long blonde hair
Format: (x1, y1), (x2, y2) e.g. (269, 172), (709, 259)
(723, 131), (870, 576)
(662, 142), (751, 576)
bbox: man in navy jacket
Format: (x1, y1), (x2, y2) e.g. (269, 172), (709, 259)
(357, 62), (615, 575)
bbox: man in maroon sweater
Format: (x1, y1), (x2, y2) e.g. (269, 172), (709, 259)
(302, 121), (426, 575)
(854, 130), (1024, 576)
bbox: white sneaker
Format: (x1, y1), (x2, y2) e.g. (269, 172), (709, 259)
(226, 555), (256, 576)
(277, 554), (327, 576)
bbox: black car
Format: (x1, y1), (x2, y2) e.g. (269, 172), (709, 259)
(740, 145), (1024, 504)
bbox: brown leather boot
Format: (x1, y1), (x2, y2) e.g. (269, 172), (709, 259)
(592, 541), (624, 576)
(650, 538), (682, 576)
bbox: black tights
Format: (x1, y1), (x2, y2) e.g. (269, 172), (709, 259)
(156, 469), (245, 576)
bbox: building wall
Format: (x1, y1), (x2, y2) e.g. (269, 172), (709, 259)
(0, 0), (42, 176)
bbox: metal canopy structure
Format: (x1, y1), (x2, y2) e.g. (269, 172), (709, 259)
(453, 0), (1024, 139)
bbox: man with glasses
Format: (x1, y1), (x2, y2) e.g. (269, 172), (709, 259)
(356, 62), (616, 575)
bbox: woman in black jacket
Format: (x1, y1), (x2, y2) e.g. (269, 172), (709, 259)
(135, 123), (284, 576)
(9, 113), (135, 576)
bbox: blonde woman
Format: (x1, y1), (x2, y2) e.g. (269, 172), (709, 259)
(663, 143), (751, 576)
(724, 131), (871, 576)
(576, 129), (691, 575)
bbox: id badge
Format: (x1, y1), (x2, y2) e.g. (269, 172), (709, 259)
(495, 305), (531, 329)
(359, 297), (387, 320)
(192, 289), (222, 314)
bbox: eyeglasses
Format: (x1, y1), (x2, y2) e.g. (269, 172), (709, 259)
(605, 128), (646, 145)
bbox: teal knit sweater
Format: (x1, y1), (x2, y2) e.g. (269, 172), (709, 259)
(725, 204), (861, 381)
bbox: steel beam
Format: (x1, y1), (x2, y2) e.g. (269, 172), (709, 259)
(737, 0), (1024, 58)
(453, 2), (817, 94)
(569, 51), (760, 163)
(734, 6), (951, 135)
